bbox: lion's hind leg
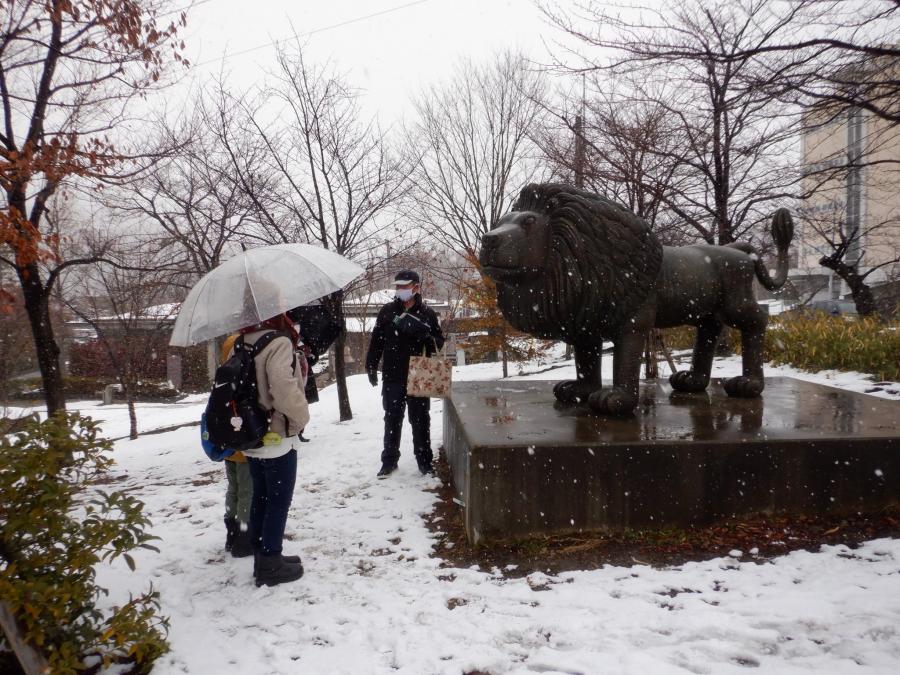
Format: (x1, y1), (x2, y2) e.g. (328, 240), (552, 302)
(670, 318), (722, 393)
(724, 308), (767, 398)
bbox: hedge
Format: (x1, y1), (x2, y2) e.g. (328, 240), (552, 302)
(10, 377), (181, 402)
(662, 313), (899, 382)
(765, 312), (900, 382)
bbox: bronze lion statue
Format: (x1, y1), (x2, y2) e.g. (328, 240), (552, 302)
(478, 183), (793, 416)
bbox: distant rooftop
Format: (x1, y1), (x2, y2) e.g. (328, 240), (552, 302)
(344, 289), (448, 308)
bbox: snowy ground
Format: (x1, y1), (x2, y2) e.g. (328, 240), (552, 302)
(6, 356), (900, 674)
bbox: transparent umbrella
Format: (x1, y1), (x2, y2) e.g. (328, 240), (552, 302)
(169, 244), (364, 347)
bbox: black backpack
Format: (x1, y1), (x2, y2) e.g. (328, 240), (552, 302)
(205, 331), (289, 451)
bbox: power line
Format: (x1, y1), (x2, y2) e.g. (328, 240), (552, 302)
(192, 0), (434, 69)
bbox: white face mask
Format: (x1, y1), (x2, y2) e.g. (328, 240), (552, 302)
(396, 288), (414, 302)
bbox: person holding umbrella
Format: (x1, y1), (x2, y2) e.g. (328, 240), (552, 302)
(366, 270), (445, 477)
(170, 244), (364, 586)
(232, 310), (308, 586)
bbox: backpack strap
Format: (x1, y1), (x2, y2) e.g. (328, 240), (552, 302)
(247, 330), (292, 359)
(246, 330), (294, 428)
(232, 334), (246, 353)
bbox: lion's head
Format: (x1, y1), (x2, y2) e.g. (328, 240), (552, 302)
(479, 183), (664, 341)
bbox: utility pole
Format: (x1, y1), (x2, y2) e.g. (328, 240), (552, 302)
(574, 113), (585, 189)
(843, 105), (864, 299)
(574, 73), (586, 190)
(567, 75), (586, 362)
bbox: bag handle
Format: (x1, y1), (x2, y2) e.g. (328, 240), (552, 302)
(422, 335), (440, 357)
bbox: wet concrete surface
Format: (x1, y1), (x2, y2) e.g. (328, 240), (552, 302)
(443, 378), (899, 543)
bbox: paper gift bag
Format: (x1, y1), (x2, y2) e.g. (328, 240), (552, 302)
(406, 352), (452, 398)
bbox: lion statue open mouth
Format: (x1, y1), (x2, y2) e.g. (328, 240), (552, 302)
(478, 183), (794, 416)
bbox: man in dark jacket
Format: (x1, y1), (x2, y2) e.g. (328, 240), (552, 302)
(366, 270), (445, 477)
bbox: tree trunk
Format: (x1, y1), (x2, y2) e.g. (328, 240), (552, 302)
(325, 292), (353, 421)
(820, 256), (878, 316)
(0, 601), (51, 675)
(850, 285), (878, 317)
(656, 331), (678, 377)
(333, 329), (352, 421)
(126, 395), (138, 440)
(118, 368), (138, 439)
(501, 347), (509, 378)
(206, 340), (218, 383)
(19, 265), (65, 414)
(644, 333), (659, 379)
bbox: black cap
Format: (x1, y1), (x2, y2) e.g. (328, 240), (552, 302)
(393, 269), (420, 285)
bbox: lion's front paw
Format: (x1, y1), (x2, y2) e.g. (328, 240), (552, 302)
(669, 370), (709, 393)
(553, 380), (596, 404)
(587, 388), (637, 416)
(723, 376), (763, 398)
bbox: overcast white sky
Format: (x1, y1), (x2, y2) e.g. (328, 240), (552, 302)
(176, 0), (559, 123)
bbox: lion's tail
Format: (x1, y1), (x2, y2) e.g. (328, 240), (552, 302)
(760, 208), (794, 290)
(730, 208), (794, 291)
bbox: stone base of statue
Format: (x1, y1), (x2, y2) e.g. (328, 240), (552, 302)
(442, 378), (899, 544)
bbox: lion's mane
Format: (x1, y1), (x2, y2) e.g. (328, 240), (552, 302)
(494, 183), (664, 342)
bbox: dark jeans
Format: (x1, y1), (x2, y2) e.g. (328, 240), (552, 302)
(381, 381), (432, 466)
(247, 450), (297, 556)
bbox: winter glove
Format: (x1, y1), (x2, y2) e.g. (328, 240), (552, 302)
(304, 372), (319, 404)
(393, 312), (431, 340)
(367, 369), (378, 387)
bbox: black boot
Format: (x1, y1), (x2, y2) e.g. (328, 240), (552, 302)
(377, 462), (398, 478)
(231, 524), (254, 558)
(254, 552), (304, 587)
(224, 516), (237, 552)
(253, 551), (301, 576)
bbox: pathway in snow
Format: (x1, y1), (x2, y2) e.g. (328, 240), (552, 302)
(16, 358), (900, 674)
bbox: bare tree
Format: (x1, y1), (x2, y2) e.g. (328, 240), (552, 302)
(537, 82), (692, 245)
(120, 109), (258, 277)
(798, 202), (900, 316)
(406, 51), (548, 256)
(0, 0), (187, 413)
(725, 0), (900, 127)
(232, 46), (409, 421)
(62, 237), (183, 439)
(544, 0), (799, 245)
(404, 51), (549, 372)
(794, 72), (900, 317)
(107, 87), (273, 380)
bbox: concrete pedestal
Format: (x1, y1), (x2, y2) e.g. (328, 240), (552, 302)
(442, 378), (899, 544)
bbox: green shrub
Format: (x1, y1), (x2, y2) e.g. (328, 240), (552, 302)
(660, 325), (697, 351)
(660, 326), (739, 353)
(0, 414), (169, 674)
(662, 313), (899, 381)
(127, 381), (181, 401)
(11, 376), (107, 400)
(765, 312), (900, 381)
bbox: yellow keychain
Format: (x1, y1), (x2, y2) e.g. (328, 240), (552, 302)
(262, 431), (282, 446)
